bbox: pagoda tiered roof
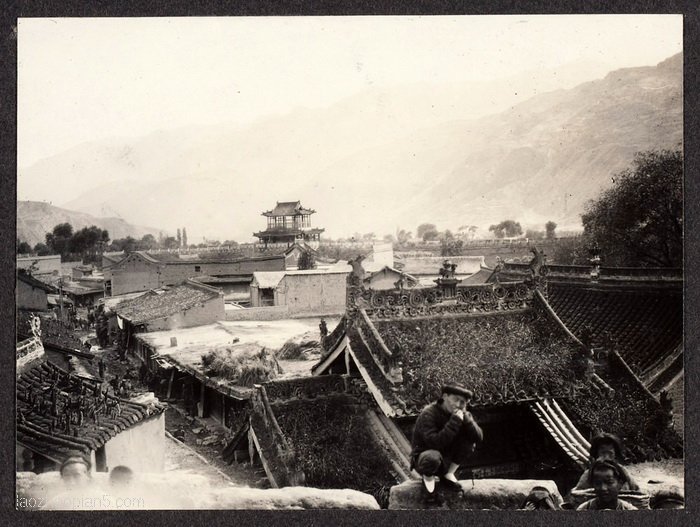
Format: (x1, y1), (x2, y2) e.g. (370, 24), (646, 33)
(262, 201), (316, 217)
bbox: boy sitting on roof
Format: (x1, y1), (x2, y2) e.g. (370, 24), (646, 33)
(573, 432), (640, 491)
(577, 459), (638, 510)
(410, 383), (483, 500)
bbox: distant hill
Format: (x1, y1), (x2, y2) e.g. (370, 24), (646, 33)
(17, 54), (681, 241)
(17, 201), (163, 247)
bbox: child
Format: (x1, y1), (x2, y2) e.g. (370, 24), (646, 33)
(573, 433), (640, 491)
(577, 459), (637, 510)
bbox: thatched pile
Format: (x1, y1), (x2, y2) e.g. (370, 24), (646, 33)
(201, 343), (282, 387)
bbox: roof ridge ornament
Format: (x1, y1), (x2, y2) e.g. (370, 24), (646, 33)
(528, 246), (548, 295)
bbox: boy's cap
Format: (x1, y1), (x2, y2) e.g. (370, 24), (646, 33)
(590, 459), (625, 480)
(441, 384), (474, 399)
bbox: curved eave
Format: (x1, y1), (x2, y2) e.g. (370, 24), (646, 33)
(533, 289), (589, 352)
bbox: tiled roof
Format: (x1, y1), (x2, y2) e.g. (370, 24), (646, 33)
(252, 377), (398, 501)
(192, 274), (253, 284)
(134, 252), (284, 266)
(114, 280), (222, 325)
(341, 293), (589, 416)
(16, 361), (166, 463)
(262, 201), (316, 216)
(547, 282), (682, 380)
(252, 271), (286, 289)
(284, 242), (318, 256)
(18, 271), (57, 293)
(461, 267), (496, 285)
(560, 351), (683, 462)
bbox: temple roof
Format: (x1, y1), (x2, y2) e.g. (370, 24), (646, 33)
(262, 201), (316, 217)
(560, 350), (683, 462)
(16, 361), (166, 463)
(317, 282), (591, 416)
(546, 281), (682, 382)
(114, 280), (222, 325)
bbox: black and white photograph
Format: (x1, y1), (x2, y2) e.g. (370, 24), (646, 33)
(13, 14), (684, 512)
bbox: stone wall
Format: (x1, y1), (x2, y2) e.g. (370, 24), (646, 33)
(278, 273), (347, 315)
(225, 305), (290, 321)
(17, 280), (48, 311)
(388, 478), (563, 510)
(103, 413), (165, 473)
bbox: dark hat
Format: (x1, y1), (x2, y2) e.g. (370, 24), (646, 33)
(441, 384), (473, 399)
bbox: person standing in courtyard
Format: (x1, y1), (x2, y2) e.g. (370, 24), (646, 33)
(410, 383), (483, 500)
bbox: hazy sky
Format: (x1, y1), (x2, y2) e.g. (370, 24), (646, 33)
(18, 15), (682, 167)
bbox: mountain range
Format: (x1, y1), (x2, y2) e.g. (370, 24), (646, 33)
(17, 54), (682, 242)
(17, 201), (161, 248)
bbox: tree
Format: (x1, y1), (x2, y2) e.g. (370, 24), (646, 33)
(17, 239), (32, 254)
(140, 234), (157, 250)
(550, 236), (590, 265)
(441, 239), (464, 257)
(163, 236), (179, 250)
(297, 250), (316, 270)
(489, 220), (523, 239)
(176, 228), (182, 248)
(33, 243), (51, 256)
(545, 221), (558, 240)
(110, 236), (138, 253)
(444, 229), (455, 240)
(396, 229), (413, 245)
(182, 228), (188, 248)
(525, 229), (545, 240)
(383, 234), (396, 244)
(362, 232), (376, 241)
(45, 223), (74, 255)
(416, 223), (437, 240)
(581, 150), (682, 267)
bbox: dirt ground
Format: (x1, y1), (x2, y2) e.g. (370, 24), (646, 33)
(164, 406), (263, 488)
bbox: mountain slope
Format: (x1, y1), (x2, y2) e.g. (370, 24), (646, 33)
(17, 201), (163, 247)
(18, 55), (681, 240)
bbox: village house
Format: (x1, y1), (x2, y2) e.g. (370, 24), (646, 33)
(17, 361), (166, 474)
(113, 280), (225, 338)
(253, 201), (324, 248)
(101, 250), (126, 269)
(104, 251), (285, 296)
(250, 269), (349, 316)
(129, 318), (328, 434)
(190, 274), (253, 305)
(17, 254), (62, 277)
(283, 242), (318, 269)
(16, 322), (166, 475)
(60, 278), (105, 309)
(17, 270), (56, 311)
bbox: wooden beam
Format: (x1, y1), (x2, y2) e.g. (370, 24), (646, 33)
(166, 369), (175, 399)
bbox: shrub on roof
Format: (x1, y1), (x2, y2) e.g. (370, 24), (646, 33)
(274, 396), (396, 508)
(375, 307), (590, 408)
(201, 344), (281, 386)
